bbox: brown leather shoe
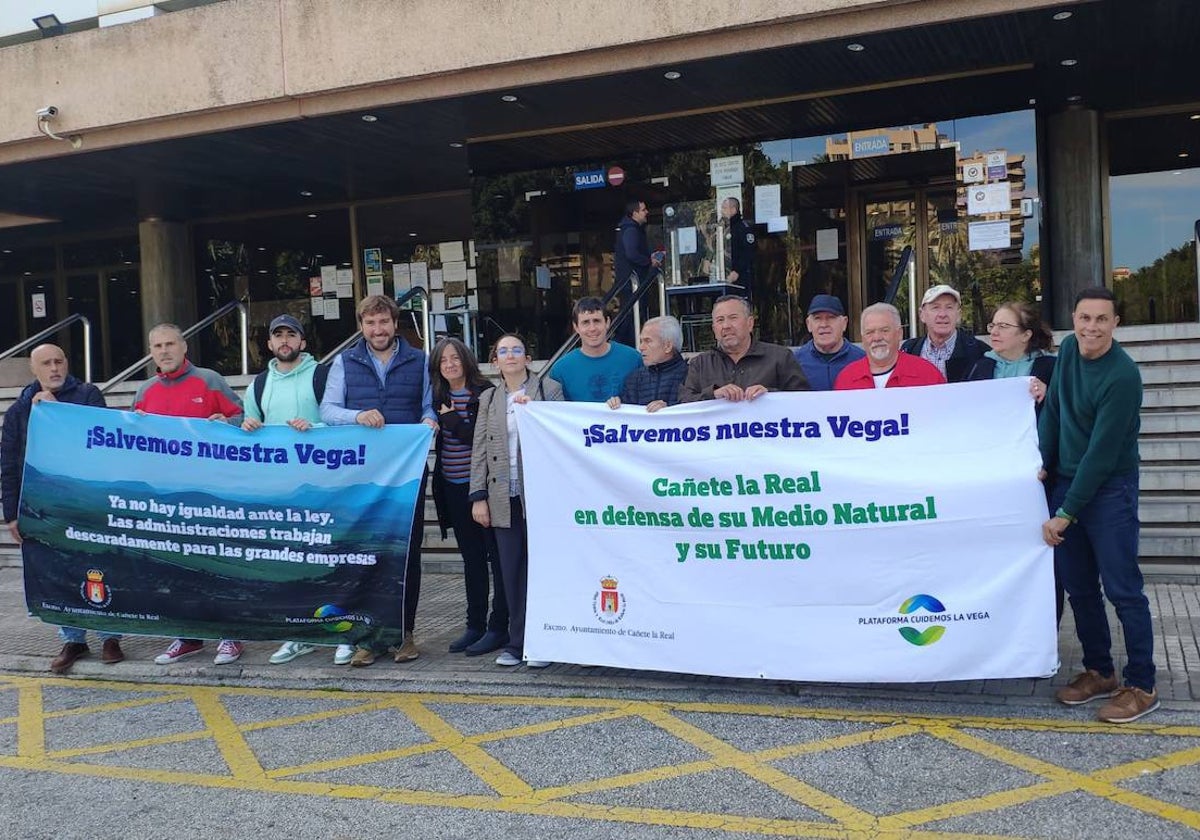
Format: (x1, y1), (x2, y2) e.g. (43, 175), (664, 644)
(1055, 669), (1118, 705)
(391, 637), (419, 663)
(50, 642), (89, 674)
(349, 647), (376, 667)
(101, 638), (124, 664)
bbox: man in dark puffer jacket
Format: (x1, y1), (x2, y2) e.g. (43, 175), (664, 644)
(1, 344), (119, 674)
(607, 316), (689, 413)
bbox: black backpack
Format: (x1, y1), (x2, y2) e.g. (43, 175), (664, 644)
(252, 362), (330, 409)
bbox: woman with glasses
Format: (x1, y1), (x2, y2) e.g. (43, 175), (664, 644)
(967, 301), (1056, 404)
(469, 334), (563, 668)
(967, 301), (1062, 622)
(429, 337), (509, 657)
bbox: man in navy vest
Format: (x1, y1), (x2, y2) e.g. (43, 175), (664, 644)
(321, 295), (437, 666)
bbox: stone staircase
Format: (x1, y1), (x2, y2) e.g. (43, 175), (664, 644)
(1117, 322), (1200, 560)
(2, 328), (1198, 568)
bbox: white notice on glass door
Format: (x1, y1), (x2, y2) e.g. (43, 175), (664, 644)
(968, 220), (1011, 251)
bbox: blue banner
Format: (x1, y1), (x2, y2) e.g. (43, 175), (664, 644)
(19, 403), (431, 646)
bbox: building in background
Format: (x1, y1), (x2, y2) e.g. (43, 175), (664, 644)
(0, 0), (1196, 377)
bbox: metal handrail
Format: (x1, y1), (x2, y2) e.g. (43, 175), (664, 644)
(882, 245), (914, 307)
(319, 286), (432, 364)
(0, 313), (93, 382)
(1194, 220), (1199, 321)
(99, 300), (249, 394)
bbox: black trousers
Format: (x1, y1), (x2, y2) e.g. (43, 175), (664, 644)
(442, 479), (507, 633)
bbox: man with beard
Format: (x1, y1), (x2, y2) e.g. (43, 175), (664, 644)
(835, 303), (945, 390)
(242, 314), (347, 666)
(679, 295), (808, 402)
(321, 295), (437, 666)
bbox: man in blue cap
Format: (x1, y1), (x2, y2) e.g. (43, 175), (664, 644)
(792, 295), (865, 390)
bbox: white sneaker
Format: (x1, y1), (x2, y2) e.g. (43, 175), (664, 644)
(213, 640), (244, 665)
(495, 651), (521, 666)
(333, 644), (355, 665)
(269, 641), (316, 664)
(526, 660), (552, 669)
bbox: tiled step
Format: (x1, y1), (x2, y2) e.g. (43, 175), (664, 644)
(1140, 412), (1200, 436)
(1143, 386), (1200, 410)
(1139, 466), (1200, 493)
(1139, 496), (1200, 524)
(1140, 527), (1200, 559)
(1128, 342), (1200, 364)
(1138, 437), (1200, 463)
(1139, 364), (1200, 386)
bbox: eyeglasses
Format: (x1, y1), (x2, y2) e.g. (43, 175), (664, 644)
(495, 346), (526, 358)
(987, 321), (1020, 332)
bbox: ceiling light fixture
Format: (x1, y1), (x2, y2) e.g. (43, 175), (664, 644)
(846, 43), (865, 52)
(1052, 11), (1073, 21)
(663, 71), (682, 80)
(1060, 58), (1077, 67)
(307, 213), (318, 218)
(1190, 114), (1200, 121)
(1180, 152), (1191, 158)
(449, 141), (464, 148)
(1067, 95), (1082, 103)
(299, 189), (313, 197)
(408, 232), (418, 237)
(500, 94), (518, 102)
(361, 114), (378, 122)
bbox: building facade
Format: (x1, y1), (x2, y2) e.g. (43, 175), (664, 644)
(0, 0), (1196, 376)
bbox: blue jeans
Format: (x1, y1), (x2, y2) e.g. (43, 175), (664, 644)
(59, 626), (120, 644)
(1050, 470), (1155, 691)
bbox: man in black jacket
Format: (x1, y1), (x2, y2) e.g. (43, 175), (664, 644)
(721, 197), (757, 297)
(901, 284), (989, 383)
(613, 199), (663, 346)
(0, 344), (120, 674)
(607, 316), (688, 413)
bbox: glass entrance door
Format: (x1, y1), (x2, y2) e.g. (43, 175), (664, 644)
(858, 186), (958, 335)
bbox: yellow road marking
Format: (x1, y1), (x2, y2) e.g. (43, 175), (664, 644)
(41, 692), (194, 720)
(190, 688), (265, 780)
(638, 703), (879, 831)
(16, 683), (44, 758)
(49, 729), (212, 760)
(4, 676), (1200, 839)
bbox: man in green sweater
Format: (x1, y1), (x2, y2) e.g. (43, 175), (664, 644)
(1039, 287), (1155, 723)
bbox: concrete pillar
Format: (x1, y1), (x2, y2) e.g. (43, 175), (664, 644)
(138, 219), (196, 336)
(1043, 108), (1108, 328)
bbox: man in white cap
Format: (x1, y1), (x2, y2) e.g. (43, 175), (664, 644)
(901, 284), (989, 383)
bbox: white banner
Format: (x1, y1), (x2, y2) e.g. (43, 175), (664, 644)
(518, 379), (1056, 682)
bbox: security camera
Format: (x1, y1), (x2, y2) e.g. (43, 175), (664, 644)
(36, 106), (58, 119)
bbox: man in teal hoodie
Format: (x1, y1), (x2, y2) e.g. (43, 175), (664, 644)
(242, 314), (349, 666)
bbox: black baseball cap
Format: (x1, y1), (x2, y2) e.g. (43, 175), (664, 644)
(269, 314), (304, 336)
(808, 294), (846, 316)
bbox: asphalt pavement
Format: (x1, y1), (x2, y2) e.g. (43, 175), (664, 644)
(2, 565), (1200, 839)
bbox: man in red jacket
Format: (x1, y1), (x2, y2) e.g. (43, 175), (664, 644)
(132, 323), (244, 666)
(835, 303), (946, 390)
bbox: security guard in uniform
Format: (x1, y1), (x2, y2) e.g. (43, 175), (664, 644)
(721, 197), (757, 299)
